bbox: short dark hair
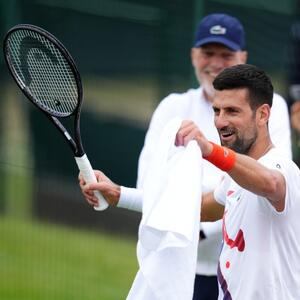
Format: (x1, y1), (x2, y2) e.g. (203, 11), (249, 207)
(212, 64), (273, 109)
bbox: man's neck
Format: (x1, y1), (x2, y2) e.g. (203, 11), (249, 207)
(247, 134), (274, 160)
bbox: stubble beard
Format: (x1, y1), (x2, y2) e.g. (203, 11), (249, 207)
(221, 131), (258, 155)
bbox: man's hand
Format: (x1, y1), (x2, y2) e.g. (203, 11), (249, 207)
(175, 120), (213, 156)
(78, 170), (121, 207)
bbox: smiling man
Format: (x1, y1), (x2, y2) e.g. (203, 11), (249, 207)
(175, 64), (300, 299)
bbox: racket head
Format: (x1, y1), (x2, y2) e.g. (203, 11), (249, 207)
(3, 24), (83, 118)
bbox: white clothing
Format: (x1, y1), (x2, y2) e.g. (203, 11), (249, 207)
(137, 87), (292, 276)
(214, 149), (300, 300)
(127, 118), (203, 300)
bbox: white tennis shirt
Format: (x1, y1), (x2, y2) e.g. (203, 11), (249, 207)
(214, 149), (300, 299)
(137, 87), (292, 276)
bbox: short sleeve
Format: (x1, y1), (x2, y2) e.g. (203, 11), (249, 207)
(259, 150), (300, 212)
(213, 174), (231, 205)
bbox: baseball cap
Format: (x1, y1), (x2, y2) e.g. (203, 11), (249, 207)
(194, 13), (245, 51)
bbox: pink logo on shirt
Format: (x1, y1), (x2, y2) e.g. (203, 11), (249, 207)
(227, 190), (234, 196)
(222, 211), (245, 252)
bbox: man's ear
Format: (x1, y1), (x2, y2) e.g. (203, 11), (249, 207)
(191, 48), (198, 67)
(256, 104), (271, 126)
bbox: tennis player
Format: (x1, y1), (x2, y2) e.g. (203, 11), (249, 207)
(80, 64), (300, 299)
(175, 64), (300, 299)
(136, 13), (292, 300)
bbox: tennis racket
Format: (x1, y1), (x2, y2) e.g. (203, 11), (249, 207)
(3, 24), (108, 211)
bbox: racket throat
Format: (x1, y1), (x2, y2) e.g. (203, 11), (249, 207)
(73, 114), (85, 157)
(50, 115), (83, 156)
(63, 131), (78, 152)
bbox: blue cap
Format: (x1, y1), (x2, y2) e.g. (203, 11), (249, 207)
(194, 13), (245, 51)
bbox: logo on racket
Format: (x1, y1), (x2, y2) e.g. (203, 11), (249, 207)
(19, 36), (58, 86)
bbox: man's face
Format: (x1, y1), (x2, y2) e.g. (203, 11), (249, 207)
(212, 88), (258, 154)
(191, 43), (247, 99)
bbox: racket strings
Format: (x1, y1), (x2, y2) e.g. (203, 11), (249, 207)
(6, 29), (79, 116)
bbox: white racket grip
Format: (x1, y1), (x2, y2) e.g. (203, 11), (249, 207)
(75, 154), (109, 211)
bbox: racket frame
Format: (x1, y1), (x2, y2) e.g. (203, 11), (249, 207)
(3, 24), (85, 157)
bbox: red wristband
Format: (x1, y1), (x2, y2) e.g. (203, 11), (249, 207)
(203, 142), (236, 171)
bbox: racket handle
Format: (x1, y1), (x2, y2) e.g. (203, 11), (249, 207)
(75, 154), (109, 211)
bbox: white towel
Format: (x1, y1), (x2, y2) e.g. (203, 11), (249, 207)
(127, 118), (203, 300)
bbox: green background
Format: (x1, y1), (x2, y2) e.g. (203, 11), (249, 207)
(0, 0), (299, 298)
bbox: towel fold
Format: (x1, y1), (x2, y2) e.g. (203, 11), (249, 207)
(127, 118), (203, 300)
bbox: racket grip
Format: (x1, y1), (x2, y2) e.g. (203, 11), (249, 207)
(75, 154), (109, 211)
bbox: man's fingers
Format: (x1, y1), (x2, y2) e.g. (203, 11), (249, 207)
(86, 194), (99, 206)
(79, 170), (105, 185)
(176, 122), (201, 146)
(183, 128), (201, 146)
(176, 121), (196, 146)
(85, 182), (106, 191)
(78, 170), (114, 208)
(78, 172), (85, 185)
